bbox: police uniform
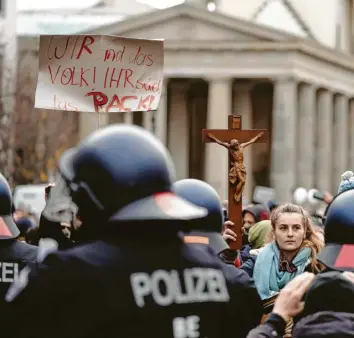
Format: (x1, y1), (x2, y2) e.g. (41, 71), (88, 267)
(174, 178), (263, 335)
(173, 178), (230, 256)
(0, 174), (38, 312)
(4, 125), (261, 338)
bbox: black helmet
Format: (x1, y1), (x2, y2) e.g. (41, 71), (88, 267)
(172, 179), (229, 254)
(0, 174), (20, 239)
(318, 189), (354, 271)
(58, 125), (207, 225)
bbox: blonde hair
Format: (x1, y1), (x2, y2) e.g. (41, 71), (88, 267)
(269, 203), (324, 272)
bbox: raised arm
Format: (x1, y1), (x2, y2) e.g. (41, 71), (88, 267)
(241, 132), (264, 148)
(207, 133), (230, 149)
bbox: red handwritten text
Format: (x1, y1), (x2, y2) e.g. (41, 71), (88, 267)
(104, 46), (126, 62)
(103, 67), (160, 92)
(129, 46), (154, 67)
(53, 94), (78, 111)
(48, 65), (96, 87)
(47, 35), (95, 61)
(85, 91), (156, 113)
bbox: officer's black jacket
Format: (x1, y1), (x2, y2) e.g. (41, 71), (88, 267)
(0, 239), (38, 310)
(3, 236), (262, 338)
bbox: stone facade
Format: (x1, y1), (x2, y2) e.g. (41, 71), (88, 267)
(17, 3), (354, 202)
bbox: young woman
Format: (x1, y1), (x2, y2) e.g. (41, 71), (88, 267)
(241, 203), (324, 300)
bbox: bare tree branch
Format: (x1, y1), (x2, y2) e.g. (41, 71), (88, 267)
(12, 50), (79, 186)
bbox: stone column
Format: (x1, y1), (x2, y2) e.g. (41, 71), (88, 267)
(333, 94), (349, 191)
(79, 113), (109, 140)
(349, 99), (354, 171)
(168, 82), (189, 180)
(233, 83), (253, 201)
(205, 77), (233, 200)
(297, 83), (316, 188)
(316, 89), (333, 192)
(123, 112), (134, 124)
(143, 111), (153, 132)
(271, 77), (297, 203)
(108, 112), (124, 125)
(155, 80), (168, 144)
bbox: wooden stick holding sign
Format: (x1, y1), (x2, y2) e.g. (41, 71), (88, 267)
(202, 115), (269, 250)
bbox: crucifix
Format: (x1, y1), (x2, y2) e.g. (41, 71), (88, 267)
(202, 115), (269, 250)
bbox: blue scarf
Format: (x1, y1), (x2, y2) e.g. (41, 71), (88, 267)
(253, 241), (311, 300)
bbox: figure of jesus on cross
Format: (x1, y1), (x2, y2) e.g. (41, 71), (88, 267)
(207, 131), (264, 203)
(202, 115), (268, 250)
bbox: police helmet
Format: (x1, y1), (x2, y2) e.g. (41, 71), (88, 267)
(0, 174), (20, 239)
(172, 179), (229, 254)
(318, 189), (354, 271)
(58, 125), (207, 225)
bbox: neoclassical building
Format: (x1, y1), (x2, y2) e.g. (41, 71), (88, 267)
(17, 2), (354, 203)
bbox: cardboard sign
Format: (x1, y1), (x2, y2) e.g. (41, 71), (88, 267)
(35, 35), (164, 113)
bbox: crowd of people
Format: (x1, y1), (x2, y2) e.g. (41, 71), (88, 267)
(1, 124), (354, 337)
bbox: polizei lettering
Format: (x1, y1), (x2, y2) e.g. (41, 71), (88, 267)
(0, 262), (19, 283)
(130, 268), (230, 308)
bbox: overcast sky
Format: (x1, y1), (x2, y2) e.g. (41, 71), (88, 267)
(17, 0), (185, 10)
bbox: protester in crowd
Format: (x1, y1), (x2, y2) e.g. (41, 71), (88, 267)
(291, 271), (354, 337)
(222, 203), (270, 264)
(337, 170), (354, 194)
(24, 226), (40, 245)
(267, 200), (279, 212)
(241, 203), (324, 298)
(242, 204), (271, 240)
(223, 204), (270, 245)
(37, 180), (77, 250)
(248, 270), (354, 337)
(44, 183), (55, 201)
(246, 220), (272, 256)
(12, 203), (28, 222)
(15, 217), (34, 242)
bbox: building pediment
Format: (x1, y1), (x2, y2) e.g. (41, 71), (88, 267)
(88, 3), (297, 42)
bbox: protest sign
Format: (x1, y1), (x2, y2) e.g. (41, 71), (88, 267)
(34, 35), (164, 113)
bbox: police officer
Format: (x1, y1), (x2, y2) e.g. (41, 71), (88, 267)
(173, 178), (262, 333)
(4, 125), (262, 338)
(315, 188), (354, 272)
(173, 178), (230, 255)
(37, 178), (78, 249)
(0, 173), (38, 311)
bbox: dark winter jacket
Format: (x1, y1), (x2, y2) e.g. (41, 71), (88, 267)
(293, 311), (354, 337)
(246, 313), (287, 338)
(247, 311), (354, 338)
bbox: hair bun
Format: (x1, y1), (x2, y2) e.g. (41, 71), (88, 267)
(341, 171), (354, 181)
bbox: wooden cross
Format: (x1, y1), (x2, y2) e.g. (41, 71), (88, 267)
(202, 115), (269, 251)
